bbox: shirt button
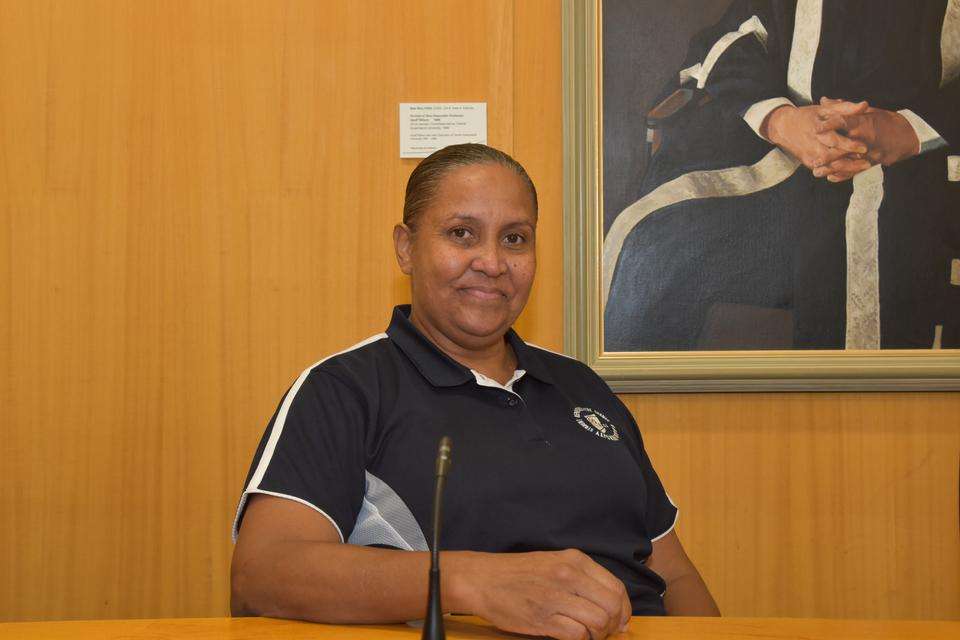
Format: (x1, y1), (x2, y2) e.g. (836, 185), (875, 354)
(506, 396), (518, 407)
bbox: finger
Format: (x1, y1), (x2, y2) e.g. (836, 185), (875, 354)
(815, 131), (867, 154)
(827, 172), (855, 183)
(847, 100), (870, 114)
(818, 97), (869, 115)
(549, 563), (620, 636)
(842, 117), (873, 143)
(565, 551), (631, 629)
(845, 124), (866, 140)
(817, 97), (845, 117)
(813, 155), (869, 178)
(620, 597), (631, 632)
(814, 113), (848, 133)
(552, 594), (613, 640)
(808, 144), (854, 170)
(571, 580), (622, 637)
(812, 165), (835, 178)
(579, 566), (630, 629)
(865, 148), (884, 164)
(813, 145), (858, 167)
(826, 157), (872, 174)
(544, 614), (591, 640)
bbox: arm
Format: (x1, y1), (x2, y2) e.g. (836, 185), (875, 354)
(645, 530), (719, 617)
(759, 101), (871, 181)
(903, 73), (960, 148)
(814, 102), (921, 166)
(685, 2), (855, 169)
(232, 494), (632, 640)
(674, 1), (785, 109)
(605, 395), (716, 617)
(231, 493), (436, 622)
(761, 96), (944, 183)
(807, 98), (932, 181)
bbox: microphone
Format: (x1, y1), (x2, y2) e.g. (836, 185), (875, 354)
(422, 436), (452, 640)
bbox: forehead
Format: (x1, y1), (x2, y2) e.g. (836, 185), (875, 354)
(425, 163), (536, 224)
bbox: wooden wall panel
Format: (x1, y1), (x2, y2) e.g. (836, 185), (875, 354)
(0, 0), (521, 621)
(0, 0), (956, 624)
(510, 0), (563, 347)
(630, 392), (960, 619)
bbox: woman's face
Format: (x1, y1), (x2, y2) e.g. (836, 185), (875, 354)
(395, 162), (537, 351)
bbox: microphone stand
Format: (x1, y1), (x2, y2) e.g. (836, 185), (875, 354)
(422, 436), (452, 640)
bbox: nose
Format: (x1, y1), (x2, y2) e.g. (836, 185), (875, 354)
(470, 237), (507, 277)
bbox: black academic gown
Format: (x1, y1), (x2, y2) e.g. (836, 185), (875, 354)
(604, 0), (960, 350)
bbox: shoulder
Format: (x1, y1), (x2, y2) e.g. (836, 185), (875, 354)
(522, 341), (611, 390)
(295, 332), (395, 396)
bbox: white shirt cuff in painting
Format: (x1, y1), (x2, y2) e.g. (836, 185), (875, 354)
(743, 97), (796, 142)
(897, 109), (948, 154)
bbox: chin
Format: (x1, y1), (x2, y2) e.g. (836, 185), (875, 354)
(453, 307), (513, 340)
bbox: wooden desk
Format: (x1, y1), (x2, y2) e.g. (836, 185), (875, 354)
(0, 616), (957, 640)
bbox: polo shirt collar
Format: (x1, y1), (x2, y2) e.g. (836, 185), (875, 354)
(504, 329), (556, 385)
(386, 305), (555, 388)
(387, 306), (473, 387)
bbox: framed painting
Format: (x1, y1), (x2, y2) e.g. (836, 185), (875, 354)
(562, 0), (960, 391)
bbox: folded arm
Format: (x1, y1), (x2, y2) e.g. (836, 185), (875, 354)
(645, 530), (720, 617)
(231, 494), (632, 640)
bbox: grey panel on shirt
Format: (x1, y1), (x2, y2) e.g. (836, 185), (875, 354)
(347, 471), (428, 551)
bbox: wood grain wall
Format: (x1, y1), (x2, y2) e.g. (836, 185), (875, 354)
(0, 0), (956, 623)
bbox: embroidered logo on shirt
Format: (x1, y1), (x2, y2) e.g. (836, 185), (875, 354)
(573, 407), (620, 441)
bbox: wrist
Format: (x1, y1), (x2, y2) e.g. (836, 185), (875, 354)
(761, 105), (794, 144)
(441, 550), (482, 614)
(891, 110), (921, 158)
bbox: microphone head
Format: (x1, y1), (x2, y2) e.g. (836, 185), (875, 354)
(435, 436), (452, 477)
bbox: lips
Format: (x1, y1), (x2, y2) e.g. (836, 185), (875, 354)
(458, 286), (507, 300)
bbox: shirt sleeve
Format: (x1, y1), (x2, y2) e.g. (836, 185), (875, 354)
(232, 367), (369, 543)
(609, 395), (678, 542)
(897, 108), (949, 155)
(635, 436), (679, 541)
(899, 1), (960, 149)
(743, 96), (795, 141)
(676, 1), (788, 118)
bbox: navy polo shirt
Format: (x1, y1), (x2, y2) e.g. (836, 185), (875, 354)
(234, 305), (678, 615)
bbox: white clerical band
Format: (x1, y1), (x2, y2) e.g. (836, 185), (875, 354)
(679, 16), (769, 88)
(948, 156), (960, 182)
(942, 0), (960, 87)
(602, 149), (801, 306)
(844, 166), (884, 350)
(787, 0), (823, 104)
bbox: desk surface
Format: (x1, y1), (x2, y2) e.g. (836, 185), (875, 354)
(0, 616), (957, 640)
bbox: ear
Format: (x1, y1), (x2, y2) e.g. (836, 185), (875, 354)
(393, 223), (414, 275)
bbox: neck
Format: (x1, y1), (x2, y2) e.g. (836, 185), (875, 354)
(409, 310), (518, 385)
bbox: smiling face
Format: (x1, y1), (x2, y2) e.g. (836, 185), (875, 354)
(394, 162), (537, 352)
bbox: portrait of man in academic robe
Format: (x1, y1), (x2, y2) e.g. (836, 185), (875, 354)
(601, 0), (960, 352)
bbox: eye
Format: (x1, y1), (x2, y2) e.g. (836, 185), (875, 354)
(503, 232), (526, 245)
(449, 227), (474, 241)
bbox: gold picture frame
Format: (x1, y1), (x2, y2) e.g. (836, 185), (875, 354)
(561, 0), (960, 392)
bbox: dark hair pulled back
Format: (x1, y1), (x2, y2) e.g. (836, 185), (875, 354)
(402, 143), (538, 229)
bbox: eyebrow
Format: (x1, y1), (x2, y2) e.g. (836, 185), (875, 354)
(447, 213), (483, 223)
(445, 213), (534, 228)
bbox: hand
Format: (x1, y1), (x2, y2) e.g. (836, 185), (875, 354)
(811, 98), (875, 181)
(816, 97), (920, 171)
(449, 549), (632, 640)
(761, 103), (868, 176)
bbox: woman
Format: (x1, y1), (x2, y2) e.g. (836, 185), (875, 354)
(231, 144), (719, 639)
